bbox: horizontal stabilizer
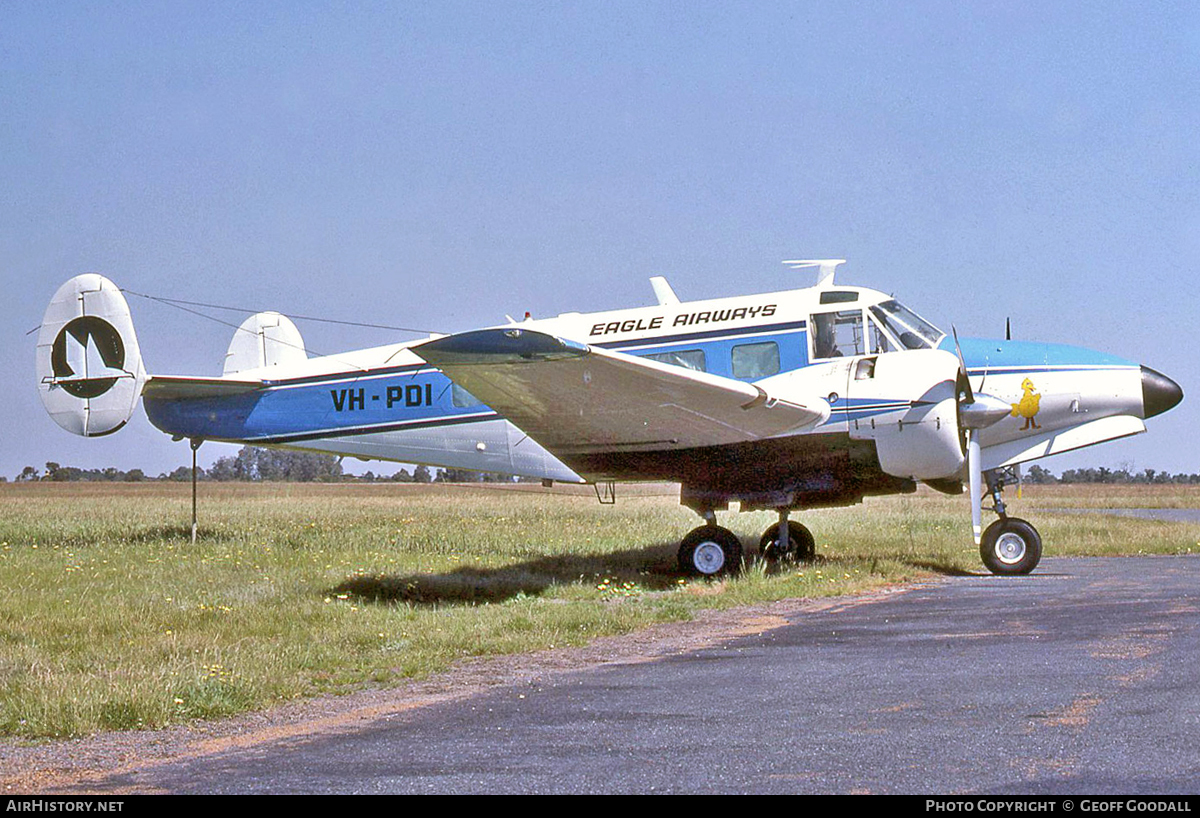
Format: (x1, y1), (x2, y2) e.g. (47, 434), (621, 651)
(143, 375), (266, 401)
(415, 328), (829, 456)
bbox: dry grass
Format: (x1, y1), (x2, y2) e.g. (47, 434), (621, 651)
(1, 481), (1196, 738)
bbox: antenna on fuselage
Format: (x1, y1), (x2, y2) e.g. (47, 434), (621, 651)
(783, 259), (847, 288)
(649, 276), (680, 306)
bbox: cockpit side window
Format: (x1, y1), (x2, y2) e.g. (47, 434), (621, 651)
(868, 300), (945, 350)
(868, 317), (891, 354)
(810, 309), (866, 359)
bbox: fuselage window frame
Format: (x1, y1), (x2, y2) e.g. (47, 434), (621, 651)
(731, 341), (781, 380)
(809, 309), (867, 361)
(641, 348), (707, 373)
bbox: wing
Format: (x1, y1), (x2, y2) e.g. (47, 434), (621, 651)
(414, 328), (829, 455)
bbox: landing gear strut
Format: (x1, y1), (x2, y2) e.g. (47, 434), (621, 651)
(979, 468), (1042, 575)
(759, 509), (816, 563)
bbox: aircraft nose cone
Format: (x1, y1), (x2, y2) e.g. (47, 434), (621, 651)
(1141, 366), (1183, 419)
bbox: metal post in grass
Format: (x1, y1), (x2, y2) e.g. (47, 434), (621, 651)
(190, 438), (202, 544)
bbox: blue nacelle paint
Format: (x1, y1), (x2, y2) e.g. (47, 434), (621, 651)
(941, 337), (1138, 374)
(937, 336), (1147, 452)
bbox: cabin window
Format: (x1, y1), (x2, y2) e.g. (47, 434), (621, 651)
(731, 341), (780, 379)
(810, 310), (866, 359)
(451, 383), (483, 408)
(641, 349), (706, 372)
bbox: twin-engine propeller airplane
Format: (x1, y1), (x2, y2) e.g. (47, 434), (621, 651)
(37, 262), (1182, 576)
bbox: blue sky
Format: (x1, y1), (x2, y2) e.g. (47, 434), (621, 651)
(3, 2), (1196, 479)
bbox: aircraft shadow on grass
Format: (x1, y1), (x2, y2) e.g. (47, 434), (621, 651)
(330, 542), (682, 606)
(328, 541), (971, 606)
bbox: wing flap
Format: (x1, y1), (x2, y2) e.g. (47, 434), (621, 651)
(415, 328), (829, 454)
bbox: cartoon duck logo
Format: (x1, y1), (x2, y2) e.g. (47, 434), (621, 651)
(1010, 378), (1042, 430)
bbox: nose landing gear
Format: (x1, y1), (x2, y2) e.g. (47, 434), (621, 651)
(979, 468), (1042, 575)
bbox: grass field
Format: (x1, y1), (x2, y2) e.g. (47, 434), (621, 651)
(1, 481), (1197, 739)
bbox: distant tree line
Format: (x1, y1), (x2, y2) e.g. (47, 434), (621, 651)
(10, 447), (536, 484)
(12, 453), (1195, 486)
(1023, 465), (1200, 485)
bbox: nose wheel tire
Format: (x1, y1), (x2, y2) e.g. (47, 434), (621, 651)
(678, 525), (743, 577)
(759, 521), (816, 563)
(980, 518), (1042, 575)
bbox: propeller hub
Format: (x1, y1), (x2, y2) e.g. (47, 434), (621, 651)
(959, 393), (1012, 429)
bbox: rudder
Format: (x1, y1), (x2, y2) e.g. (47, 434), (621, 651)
(223, 311), (307, 375)
(36, 274), (147, 437)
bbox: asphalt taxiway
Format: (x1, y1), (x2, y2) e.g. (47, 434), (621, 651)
(59, 557), (1200, 794)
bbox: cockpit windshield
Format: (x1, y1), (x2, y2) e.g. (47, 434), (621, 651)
(869, 300), (945, 350)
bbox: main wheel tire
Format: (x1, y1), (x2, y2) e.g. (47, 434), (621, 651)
(980, 518), (1042, 575)
(759, 521), (816, 562)
(678, 525), (743, 577)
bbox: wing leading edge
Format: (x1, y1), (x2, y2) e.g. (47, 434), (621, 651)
(414, 328), (830, 456)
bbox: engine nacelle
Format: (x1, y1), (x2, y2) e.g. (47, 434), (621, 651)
(848, 349), (965, 481)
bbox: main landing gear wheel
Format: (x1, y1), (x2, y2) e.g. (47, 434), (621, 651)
(759, 521), (816, 563)
(678, 525), (743, 577)
(980, 517), (1042, 575)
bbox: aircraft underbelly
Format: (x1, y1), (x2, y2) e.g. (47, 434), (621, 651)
(565, 431), (913, 511)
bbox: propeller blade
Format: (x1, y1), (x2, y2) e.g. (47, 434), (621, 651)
(951, 325), (974, 405)
(953, 327), (992, 543)
(968, 429), (983, 544)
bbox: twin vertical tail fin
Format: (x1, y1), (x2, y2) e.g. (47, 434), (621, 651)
(36, 274), (147, 437)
